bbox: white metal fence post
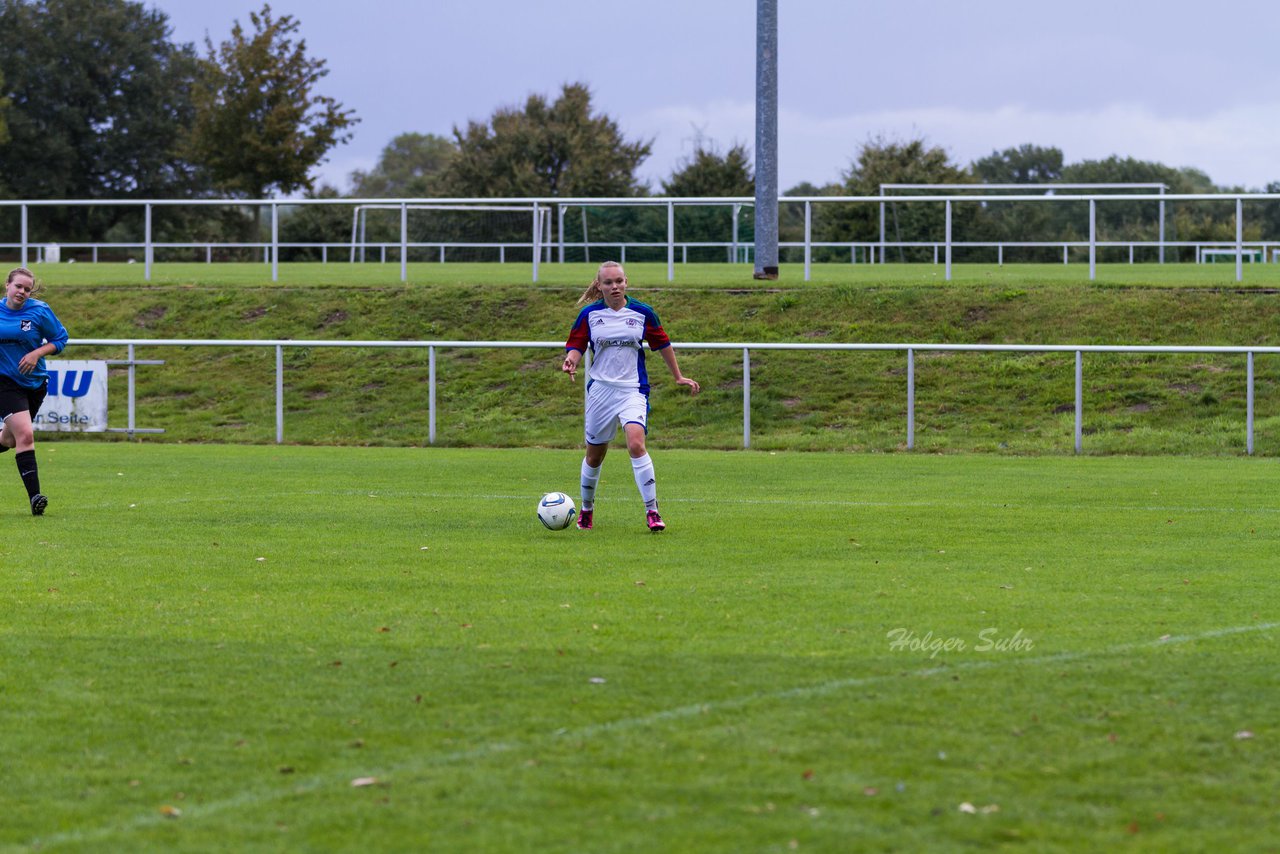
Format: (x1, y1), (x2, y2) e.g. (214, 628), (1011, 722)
(906, 348), (915, 449)
(20, 205), (28, 267)
(532, 202), (540, 283)
(1074, 350), (1083, 454)
(400, 202), (408, 282)
(803, 201), (811, 282)
(429, 345), (436, 445)
(667, 201), (675, 282)
(145, 203), (153, 281)
(878, 189), (886, 264)
(1089, 200), (1096, 281)
(275, 344), (284, 444)
(1159, 187), (1166, 264)
(127, 342), (137, 438)
(271, 203), (279, 282)
(945, 200), (952, 281)
(1236, 197), (1244, 283)
(743, 347), (751, 449)
(1247, 350), (1255, 455)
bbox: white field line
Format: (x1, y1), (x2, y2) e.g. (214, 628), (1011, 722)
(14, 620), (1279, 852)
(81, 489), (1280, 516)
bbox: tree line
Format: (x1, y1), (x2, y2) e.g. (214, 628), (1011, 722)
(2, 0), (1276, 261)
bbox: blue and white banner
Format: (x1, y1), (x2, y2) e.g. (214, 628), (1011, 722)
(35, 360), (108, 432)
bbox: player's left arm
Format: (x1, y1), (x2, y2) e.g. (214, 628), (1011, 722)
(657, 344), (699, 395)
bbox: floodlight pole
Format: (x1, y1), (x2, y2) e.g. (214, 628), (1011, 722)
(753, 0), (779, 280)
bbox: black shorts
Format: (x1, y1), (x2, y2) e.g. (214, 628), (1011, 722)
(0, 375), (48, 422)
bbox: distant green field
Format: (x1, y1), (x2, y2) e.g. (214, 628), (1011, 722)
(25, 259), (1280, 289)
(1, 444), (1277, 851)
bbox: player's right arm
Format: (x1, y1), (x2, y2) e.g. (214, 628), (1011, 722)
(562, 348), (582, 381)
(563, 308), (591, 382)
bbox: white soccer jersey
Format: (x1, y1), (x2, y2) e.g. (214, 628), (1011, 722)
(565, 298), (671, 393)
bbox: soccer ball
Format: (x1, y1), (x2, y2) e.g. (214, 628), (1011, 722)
(537, 492), (577, 530)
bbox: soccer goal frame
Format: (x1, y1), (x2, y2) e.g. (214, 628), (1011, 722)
(348, 203), (540, 264)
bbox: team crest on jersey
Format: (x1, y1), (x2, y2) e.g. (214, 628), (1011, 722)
(20, 320), (32, 331)
(626, 318), (640, 327)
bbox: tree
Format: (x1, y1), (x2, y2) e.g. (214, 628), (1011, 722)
(971, 144), (1064, 184)
(442, 83), (650, 198)
(188, 3), (357, 205)
(661, 141), (754, 197)
(0, 69), (9, 149)
(818, 135), (975, 262)
(278, 183), (350, 261)
(660, 140), (754, 261)
(350, 133), (456, 198)
(0, 0), (202, 237)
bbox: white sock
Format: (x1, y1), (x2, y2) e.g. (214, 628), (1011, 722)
(580, 459), (601, 510)
(630, 453), (657, 511)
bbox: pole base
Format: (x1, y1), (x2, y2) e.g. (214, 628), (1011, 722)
(752, 266), (779, 281)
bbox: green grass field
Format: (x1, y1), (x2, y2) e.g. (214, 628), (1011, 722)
(2, 443), (1276, 851)
(27, 259), (1280, 289)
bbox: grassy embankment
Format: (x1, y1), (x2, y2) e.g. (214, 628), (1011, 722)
(34, 261), (1280, 454)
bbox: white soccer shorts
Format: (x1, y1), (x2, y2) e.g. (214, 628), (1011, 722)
(583, 382), (649, 446)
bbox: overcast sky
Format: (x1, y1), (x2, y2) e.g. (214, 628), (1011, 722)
(150, 0), (1280, 194)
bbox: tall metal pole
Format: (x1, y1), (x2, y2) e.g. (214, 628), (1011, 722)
(753, 0), (778, 280)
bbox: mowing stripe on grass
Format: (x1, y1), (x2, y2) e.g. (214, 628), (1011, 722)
(19, 619), (1278, 852)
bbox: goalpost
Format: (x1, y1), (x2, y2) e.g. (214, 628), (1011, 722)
(348, 203), (540, 264)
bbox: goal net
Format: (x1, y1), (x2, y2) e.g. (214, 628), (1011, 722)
(349, 204), (539, 263)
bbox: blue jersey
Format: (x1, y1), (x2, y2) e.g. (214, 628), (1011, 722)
(0, 297), (69, 389)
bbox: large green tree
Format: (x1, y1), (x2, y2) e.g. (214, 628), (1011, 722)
(0, 0), (201, 237)
(971, 144), (1064, 184)
(817, 136), (976, 262)
(350, 133), (456, 198)
(661, 141), (754, 260)
(661, 141), (754, 197)
(442, 83), (650, 198)
(188, 3), (357, 205)
(0, 70), (9, 148)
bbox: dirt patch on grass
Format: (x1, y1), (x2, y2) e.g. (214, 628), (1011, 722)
(134, 305), (168, 328)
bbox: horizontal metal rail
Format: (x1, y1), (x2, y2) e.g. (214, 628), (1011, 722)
(68, 338), (1279, 454)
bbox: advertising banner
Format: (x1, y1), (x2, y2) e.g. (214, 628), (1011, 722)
(35, 360), (109, 432)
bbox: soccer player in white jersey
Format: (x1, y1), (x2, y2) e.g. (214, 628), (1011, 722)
(562, 261), (699, 532)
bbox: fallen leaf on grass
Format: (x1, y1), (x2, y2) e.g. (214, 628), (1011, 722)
(351, 777), (379, 787)
(1235, 730), (1255, 740)
(160, 805), (181, 818)
(958, 802), (977, 814)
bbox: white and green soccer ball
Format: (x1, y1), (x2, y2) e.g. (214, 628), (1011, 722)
(537, 492), (577, 530)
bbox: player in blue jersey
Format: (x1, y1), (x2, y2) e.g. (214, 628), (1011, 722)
(562, 261), (699, 532)
(0, 268), (70, 515)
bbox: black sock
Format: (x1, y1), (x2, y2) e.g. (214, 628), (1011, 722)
(15, 450), (40, 498)
(0, 446), (9, 454)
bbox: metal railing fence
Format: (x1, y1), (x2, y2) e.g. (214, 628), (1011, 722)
(7, 191), (1280, 284)
(72, 337), (1280, 454)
